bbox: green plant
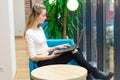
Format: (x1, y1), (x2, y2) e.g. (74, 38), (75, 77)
(43, 0), (85, 39)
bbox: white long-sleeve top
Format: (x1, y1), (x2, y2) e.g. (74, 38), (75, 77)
(25, 27), (49, 58)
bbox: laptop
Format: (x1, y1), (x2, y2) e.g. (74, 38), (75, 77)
(54, 29), (84, 54)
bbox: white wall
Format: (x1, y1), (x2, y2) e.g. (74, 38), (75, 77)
(14, 0), (25, 36)
(0, 0), (16, 80)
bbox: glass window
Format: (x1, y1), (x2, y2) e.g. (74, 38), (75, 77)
(105, 0), (114, 72)
(91, 0), (97, 63)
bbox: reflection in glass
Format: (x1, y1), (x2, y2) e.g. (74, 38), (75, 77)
(91, 0), (97, 64)
(105, 0), (114, 72)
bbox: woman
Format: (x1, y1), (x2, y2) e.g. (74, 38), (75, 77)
(24, 3), (113, 80)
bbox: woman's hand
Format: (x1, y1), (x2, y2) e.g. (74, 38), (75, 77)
(57, 43), (71, 49)
(49, 50), (61, 59)
(48, 44), (71, 52)
(71, 49), (78, 54)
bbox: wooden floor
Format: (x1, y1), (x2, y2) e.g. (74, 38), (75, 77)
(14, 37), (30, 80)
(14, 37), (114, 80)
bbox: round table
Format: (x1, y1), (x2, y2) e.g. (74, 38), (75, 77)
(31, 64), (87, 80)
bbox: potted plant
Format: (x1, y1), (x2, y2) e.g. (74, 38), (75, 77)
(43, 0), (85, 39)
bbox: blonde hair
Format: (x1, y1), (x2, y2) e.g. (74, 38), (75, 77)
(23, 3), (46, 37)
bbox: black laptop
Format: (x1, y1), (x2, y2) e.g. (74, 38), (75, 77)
(54, 29), (84, 54)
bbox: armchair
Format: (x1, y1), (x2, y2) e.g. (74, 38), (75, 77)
(29, 39), (102, 80)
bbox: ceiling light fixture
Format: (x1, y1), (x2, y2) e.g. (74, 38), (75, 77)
(67, 0), (79, 11)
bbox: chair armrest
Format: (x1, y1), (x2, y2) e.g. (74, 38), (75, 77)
(29, 59), (38, 71)
(29, 59), (38, 80)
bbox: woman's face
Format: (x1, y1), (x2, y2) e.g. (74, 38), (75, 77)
(37, 9), (47, 24)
